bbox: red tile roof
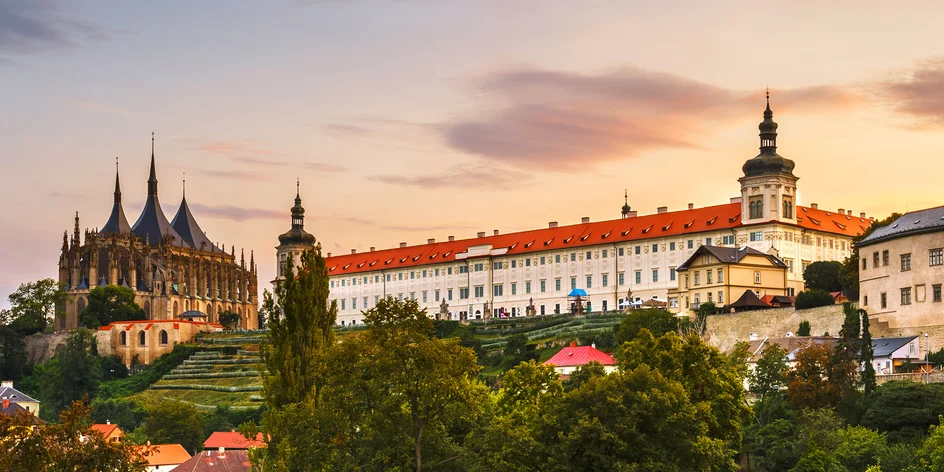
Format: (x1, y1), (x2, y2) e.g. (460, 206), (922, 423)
(170, 449), (250, 472)
(98, 320), (224, 331)
(144, 444), (191, 466)
(544, 343), (617, 368)
(324, 203), (869, 277)
(203, 432), (266, 450)
(90, 423), (122, 439)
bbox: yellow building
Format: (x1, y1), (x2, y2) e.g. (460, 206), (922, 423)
(96, 319), (222, 366)
(672, 245), (788, 315)
(0, 381), (40, 418)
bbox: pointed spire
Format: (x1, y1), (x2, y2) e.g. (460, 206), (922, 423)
(240, 248), (245, 268)
(758, 90), (778, 152)
(250, 249), (254, 267)
(182, 173), (186, 201)
(148, 132), (158, 195)
(62, 231), (69, 251)
(73, 211), (81, 245)
(114, 157), (122, 203)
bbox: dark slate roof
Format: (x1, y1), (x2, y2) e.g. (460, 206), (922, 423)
(677, 245), (786, 271)
(0, 402), (44, 424)
(871, 336), (918, 358)
(101, 168), (131, 235)
(0, 385), (39, 404)
(730, 290), (771, 308)
(179, 310), (207, 318)
(132, 153), (187, 247)
(171, 193), (220, 252)
(858, 206), (944, 247)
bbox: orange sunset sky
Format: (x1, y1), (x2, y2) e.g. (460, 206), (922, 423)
(2, 1), (944, 307)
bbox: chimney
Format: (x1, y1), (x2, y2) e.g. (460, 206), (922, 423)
(477, 232), (486, 238)
(548, 221), (558, 228)
(218, 447), (226, 458)
(399, 242), (407, 248)
(838, 208), (844, 215)
(860, 212), (866, 218)
(0, 381), (11, 388)
(493, 229), (499, 236)
(106, 420), (110, 425)
(811, 203), (818, 209)
(730, 197), (742, 203)
(591, 342), (596, 349)
(581, 217), (590, 224)
(350, 249), (356, 254)
(327, 252), (331, 258)
(749, 332), (759, 341)
(846, 210), (851, 216)
(628, 211), (637, 217)
(569, 341), (577, 348)
(448, 236), (455, 242)
(427, 238), (435, 244)
(369, 247), (375, 252)
(688, 203), (694, 210)
(2, 399), (9, 410)
(657, 206), (667, 214)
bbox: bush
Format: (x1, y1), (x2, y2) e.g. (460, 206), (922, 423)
(798, 320), (811, 336)
(96, 344), (197, 400)
(795, 290), (835, 309)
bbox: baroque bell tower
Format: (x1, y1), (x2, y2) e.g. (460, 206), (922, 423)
(739, 91), (799, 225)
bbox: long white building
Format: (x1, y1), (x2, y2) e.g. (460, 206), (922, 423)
(276, 98), (871, 326)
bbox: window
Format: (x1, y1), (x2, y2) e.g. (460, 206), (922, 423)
(754, 271), (761, 284)
(448, 289), (453, 300)
(410, 271), (415, 279)
(687, 240), (694, 249)
(706, 237), (712, 246)
(708, 292), (713, 303)
(934, 285), (942, 303)
(635, 246), (641, 255)
(707, 270), (713, 284)
(474, 286), (484, 298)
(474, 263), (484, 272)
(493, 262), (503, 270)
(652, 269), (659, 283)
(750, 231), (763, 242)
(352, 298), (357, 310)
(525, 258), (531, 267)
(540, 256), (546, 265)
(634, 271), (641, 284)
(883, 250), (889, 266)
(901, 254), (912, 272)
(749, 197), (763, 219)
(586, 251), (592, 260)
(901, 287), (912, 305)
(670, 268), (676, 281)
(717, 269), (723, 283)
(864, 295), (868, 306)
(694, 272), (700, 286)
(618, 272), (625, 285)
(120, 331), (127, 346)
(931, 249), (943, 266)
(409, 292), (415, 300)
(862, 258), (868, 270)
(718, 291), (724, 304)
(386, 274), (391, 282)
(555, 254), (561, 263)
(586, 276), (592, 288)
(422, 270), (427, 278)
(782, 198), (793, 218)
(460, 288), (469, 299)
(602, 274), (609, 287)
(434, 269), (439, 276)
(511, 260), (517, 268)
(526, 281), (532, 294)
(555, 279), (561, 291)
(602, 249), (608, 258)
(493, 285), (503, 297)
(398, 293), (403, 301)
(341, 299), (346, 310)
(570, 277), (577, 290)
(139, 331), (146, 346)
(364, 296), (368, 308)
(873, 252), (880, 268)
(540, 280), (547, 293)
(330, 281), (335, 288)
(652, 244), (658, 253)
(786, 258), (794, 273)
(881, 292), (887, 309)
(618, 248), (625, 256)
(422, 291), (427, 303)
(722, 235), (734, 245)
(670, 242), (676, 251)
(398, 273), (403, 280)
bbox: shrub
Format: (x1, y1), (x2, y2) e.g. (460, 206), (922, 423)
(795, 290), (835, 309)
(798, 320), (812, 336)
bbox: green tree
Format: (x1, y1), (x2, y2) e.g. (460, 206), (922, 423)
(565, 360), (607, 392)
(30, 328), (102, 421)
(614, 308), (678, 343)
(839, 213), (901, 300)
(919, 416), (944, 471)
(100, 355), (129, 381)
(136, 401), (204, 454)
(797, 320), (811, 337)
(833, 303), (864, 421)
(218, 310), (241, 330)
(0, 325), (27, 381)
(498, 359), (562, 412)
(260, 248), (337, 409)
(787, 343), (838, 411)
(802, 261), (843, 292)
(861, 309), (877, 395)
(81, 285), (145, 329)
(750, 344), (789, 402)
(500, 333), (535, 370)
(0, 398), (150, 472)
(795, 289), (836, 309)
(2, 278), (64, 334)
(861, 381), (944, 442)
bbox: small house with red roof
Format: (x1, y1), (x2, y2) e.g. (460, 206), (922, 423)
(143, 444), (192, 472)
(203, 431), (266, 450)
(544, 342), (618, 376)
(90, 421), (125, 442)
(170, 448), (249, 472)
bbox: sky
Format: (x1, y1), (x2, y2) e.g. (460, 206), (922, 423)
(2, 0), (944, 308)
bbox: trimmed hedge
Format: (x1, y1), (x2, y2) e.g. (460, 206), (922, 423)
(151, 384), (262, 392)
(163, 371), (260, 380)
(182, 358), (259, 365)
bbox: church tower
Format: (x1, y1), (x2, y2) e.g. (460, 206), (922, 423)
(739, 92), (798, 225)
(274, 180), (315, 285)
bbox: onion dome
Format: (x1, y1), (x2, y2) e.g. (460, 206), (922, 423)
(742, 92), (796, 178)
(101, 158), (132, 235)
(278, 180), (315, 246)
(171, 178), (220, 252)
(132, 133), (186, 247)
(620, 189), (631, 217)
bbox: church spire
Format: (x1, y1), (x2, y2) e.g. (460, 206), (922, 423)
(148, 132), (158, 195)
(73, 212), (80, 246)
(114, 157), (122, 203)
(291, 179), (305, 229)
(759, 89), (778, 152)
(621, 189), (631, 218)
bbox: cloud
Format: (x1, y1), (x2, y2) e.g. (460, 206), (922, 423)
(188, 203), (284, 222)
(0, 0), (106, 60)
(875, 57), (944, 128)
(48, 191), (88, 199)
(68, 99), (138, 118)
(323, 123), (374, 137)
(442, 66), (859, 170)
(197, 139), (347, 172)
(198, 169), (265, 181)
(367, 164), (531, 190)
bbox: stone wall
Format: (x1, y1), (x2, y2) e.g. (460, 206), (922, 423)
(24, 331), (70, 365)
(706, 304), (944, 355)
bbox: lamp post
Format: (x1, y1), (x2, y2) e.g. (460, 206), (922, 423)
(925, 333), (930, 384)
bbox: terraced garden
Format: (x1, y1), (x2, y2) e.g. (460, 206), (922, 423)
(467, 312), (624, 350)
(134, 349), (265, 410)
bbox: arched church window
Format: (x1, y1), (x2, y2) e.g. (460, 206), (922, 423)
(77, 298), (87, 317)
(143, 301), (151, 319)
(138, 331), (146, 346)
(173, 301), (179, 317)
(159, 330), (168, 345)
(783, 198), (793, 219)
(120, 331), (127, 346)
(749, 198), (764, 220)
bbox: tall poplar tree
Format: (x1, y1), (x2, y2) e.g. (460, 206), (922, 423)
(260, 246), (337, 409)
(861, 309), (876, 395)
